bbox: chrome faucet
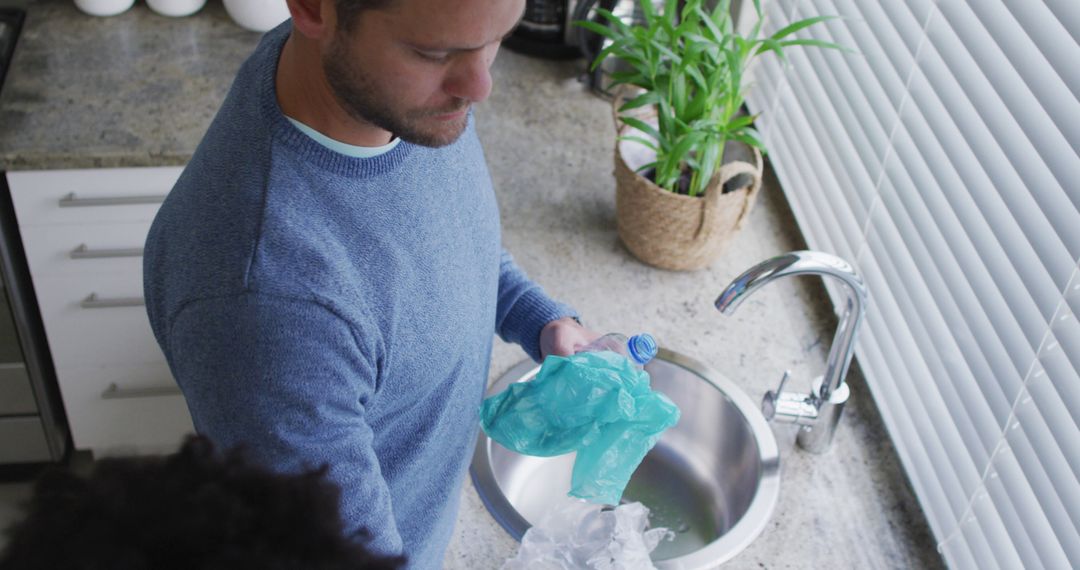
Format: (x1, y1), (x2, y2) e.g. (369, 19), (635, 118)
(715, 251), (867, 453)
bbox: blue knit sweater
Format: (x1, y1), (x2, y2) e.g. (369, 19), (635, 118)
(144, 24), (576, 569)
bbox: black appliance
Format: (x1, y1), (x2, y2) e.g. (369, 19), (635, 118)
(571, 0), (646, 97)
(504, 0), (583, 59)
(505, 0), (658, 99)
(0, 8), (71, 466)
(0, 9), (22, 87)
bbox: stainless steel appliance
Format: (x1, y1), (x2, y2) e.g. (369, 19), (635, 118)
(0, 8), (70, 465)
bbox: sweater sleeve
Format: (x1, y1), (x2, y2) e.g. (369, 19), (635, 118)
(164, 292), (403, 558)
(495, 248), (579, 362)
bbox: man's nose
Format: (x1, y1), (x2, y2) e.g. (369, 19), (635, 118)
(443, 49), (495, 104)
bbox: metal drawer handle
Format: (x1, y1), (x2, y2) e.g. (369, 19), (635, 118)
(58, 192), (167, 207)
(70, 244), (144, 259)
(80, 293), (145, 309)
(100, 382), (181, 400)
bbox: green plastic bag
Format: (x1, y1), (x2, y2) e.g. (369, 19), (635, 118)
(479, 350), (680, 505)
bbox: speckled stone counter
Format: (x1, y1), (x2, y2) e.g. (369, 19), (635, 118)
(454, 51), (946, 570)
(0, 1), (943, 567)
(0, 0), (260, 170)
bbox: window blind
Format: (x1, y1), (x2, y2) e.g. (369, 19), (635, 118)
(740, 1), (1080, 567)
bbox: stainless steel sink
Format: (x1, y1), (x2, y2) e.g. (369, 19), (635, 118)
(471, 348), (781, 569)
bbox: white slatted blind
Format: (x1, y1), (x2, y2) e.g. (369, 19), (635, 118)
(741, 1), (1080, 567)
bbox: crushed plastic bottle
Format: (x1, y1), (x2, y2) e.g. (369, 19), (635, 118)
(576, 332), (659, 369)
(480, 333), (679, 505)
(500, 500), (671, 570)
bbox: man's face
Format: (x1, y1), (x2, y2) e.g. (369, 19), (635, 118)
(322, 0), (525, 147)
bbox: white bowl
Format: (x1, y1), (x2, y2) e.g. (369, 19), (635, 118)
(73, 0), (135, 17)
(223, 0), (291, 32)
(146, 0), (206, 17)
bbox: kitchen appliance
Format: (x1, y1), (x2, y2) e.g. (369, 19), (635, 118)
(571, 0), (650, 97)
(503, 0), (665, 90)
(503, 0), (583, 59)
(0, 9), (22, 88)
(0, 8), (71, 466)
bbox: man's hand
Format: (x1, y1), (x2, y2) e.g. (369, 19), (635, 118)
(539, 317), (598, 359)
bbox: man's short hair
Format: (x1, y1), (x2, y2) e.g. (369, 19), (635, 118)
(0, 436), (403, 570)
(335, 0), (396, 32)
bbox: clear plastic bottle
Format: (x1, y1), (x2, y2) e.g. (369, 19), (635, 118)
(577, 332), (658, 368)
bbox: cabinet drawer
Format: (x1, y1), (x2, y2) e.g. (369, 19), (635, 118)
(0, 363), (36, 416)
(57, 362), (193, 455)
(21, 221), (151, 279)
(34, 273), (163, 369)
(0, 417), (52, 463)
(8, 167), (181, 227)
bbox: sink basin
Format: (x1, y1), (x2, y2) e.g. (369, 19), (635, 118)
(470, 348), (780, 568)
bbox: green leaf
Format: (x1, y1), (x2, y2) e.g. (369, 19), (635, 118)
(650, 40), (681, 64)
(731, 128), (765, 151)
(715, 0), (734, 34)
(620, 116), (662, 143)
(748, 11), (764, 43)
(777, 38), (854, 53)
(725, 113), (757, 131)
(657, 96), (673, 122)
(593, 8), (631, 35)
(573, 20), (618, 42)
(664, 0), (679, 25)
(770, 15), (838, 40)
(634, 161), (658, 176)
(667, 131), (706, 166)
(589, 43), (623, 71)
(670, 112), (693, 133)
(617, 135), (660, 151)
(725, 45), (742, 75)
(755, 38), (788, 64)
(695, 139), (720, 192)
(653, 158), (678, 190)
(608, 70), (648, 86)
(683, 31), (707, 44)
(672, 72), (687, 116)
(684, 64), (708, 93)
(619, 91), (662, 112)
(640, 0), (656, 29)
(695, 6), (724, 44)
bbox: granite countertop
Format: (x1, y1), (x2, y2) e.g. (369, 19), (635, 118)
(0, 0), (260, 170)
(1, 1), (943, 568)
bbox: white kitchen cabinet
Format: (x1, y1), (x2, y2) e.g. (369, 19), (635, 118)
(32, 273), (163, 368)
(57, 361), (190, 455)
(8, 168), (174, 226)
(7, 166), (193, 457)
(19, 221), (151, 278)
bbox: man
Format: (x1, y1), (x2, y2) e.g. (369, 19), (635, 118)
(0, 436), (402, 570)
(142, 0), (592, 567)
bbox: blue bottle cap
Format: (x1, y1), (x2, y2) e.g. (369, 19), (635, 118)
(627, 333), (658, 365)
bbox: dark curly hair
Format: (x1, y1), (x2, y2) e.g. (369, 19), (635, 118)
(0, 436), (402, 570)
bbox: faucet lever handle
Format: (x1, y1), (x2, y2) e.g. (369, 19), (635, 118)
(762, 369), (819, 426)
(762, 370), (792, 421)
(776, 369), (791, 394)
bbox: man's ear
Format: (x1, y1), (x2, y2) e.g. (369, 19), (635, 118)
(286, 0), (333, 39)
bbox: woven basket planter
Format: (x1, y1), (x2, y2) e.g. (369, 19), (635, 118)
(613, 121), (763, 271)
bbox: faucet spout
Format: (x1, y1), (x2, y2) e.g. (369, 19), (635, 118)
(715, 251), (867, 452)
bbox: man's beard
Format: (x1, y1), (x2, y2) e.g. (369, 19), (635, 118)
(322, 36), (469, 148)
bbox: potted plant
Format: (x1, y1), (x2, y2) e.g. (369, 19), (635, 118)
(577, 0), (845, 270)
